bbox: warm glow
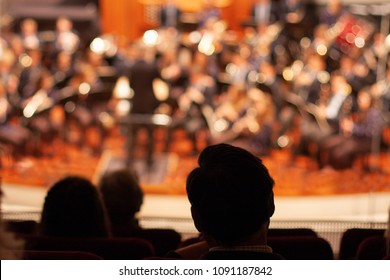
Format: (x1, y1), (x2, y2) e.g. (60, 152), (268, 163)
(283, 68), (294, 82)
(90, 37), (106, 54)
(143, 30), (159, 46)
(114, 76), (133, 99)
(355, 37), (365, 49)
(79, 83), (91, 95)
(385, 34), (390, 49)
(316, 44), (328, 56)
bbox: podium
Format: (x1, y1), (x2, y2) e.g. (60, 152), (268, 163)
(118, 113), (172, 172)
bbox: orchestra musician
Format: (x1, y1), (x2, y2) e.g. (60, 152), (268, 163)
(280, 0), (306, 24)
(218, 87), (276, 156)
(165, 51), (217, 155)
(0, 81), (31, 162)
(159, 47), (191, 114)
(19, 18), (41, 51)
(276, 0), (316, 61)
(17, 48), (46, 101)
(318, 0), (346, 27)
(250, 0), (281, 26)
(295, 71), (353, 157)
(159, 0), (182, 29)
(52, 17), (80, 58)
(317, 88), (384, 170)
(278, 53), (326, 145)
(198, 0), (221, 29)
(22, 69), (59, 157)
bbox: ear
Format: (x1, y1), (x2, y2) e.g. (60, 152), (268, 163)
(268, 193), (275, 218)
(190, 206), (204, 233)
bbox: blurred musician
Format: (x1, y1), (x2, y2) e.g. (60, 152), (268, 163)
(53, 17), (80, 56)
(296, 71), (353, 157)
(362, 32), (388, 75)
(318, 0), (346, 27)
(18, 48), (46, 101)
(225, 44), (253, 89)
(166, 53), (217, 155)
(339, 55), (376, 101)
(21, 70), (59, 157)
(250, 0), (280, 26)
(199, 0), (221, 29)
(160, 48), (191, 113)
(159, 0), (182, 29)
(280, 0), (305, 24)
(225, 87), (276, 156)
(318, 88), (384, 170)
(19, 18), (41, 50)
(0, 81), (31, 161)
(278, 0), (309, 48)
(252, 61), (285, 116)
(51, 51), (76, 90)
(372, 65), (390, 121)
(278, 53), (326, 142)
(206, 85), (275, 156)
(251, 23), (281, 67)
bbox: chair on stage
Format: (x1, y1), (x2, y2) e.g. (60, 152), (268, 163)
(267, 236), (334, 260)
(338, 228), (385, 259)
(24, 236), (155, 260)
(356, 235), (388, 260)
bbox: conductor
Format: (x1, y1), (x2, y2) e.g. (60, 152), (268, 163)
(125, 45), (161, 169)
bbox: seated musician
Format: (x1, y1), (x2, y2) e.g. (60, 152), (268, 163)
(0, 81), (31, 162)
(22, 70), (59, 157)
(208, 85), (275, 156)
(296, 71), (352, 157)
(165, 58), (216, 155)
(229, 87), (276, 156)
(317, 88), (384, 170)
(250, 0), (280, 26)
(159, 0), (182, 29)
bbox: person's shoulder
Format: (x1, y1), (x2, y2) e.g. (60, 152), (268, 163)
(201, 250), (284, 260)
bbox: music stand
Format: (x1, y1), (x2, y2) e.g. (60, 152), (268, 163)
(118, 113), (172, 173)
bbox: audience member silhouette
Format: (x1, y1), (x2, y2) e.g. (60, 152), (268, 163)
(98, 169), (144, 236)
(39, 176), (110, 238)
(98, 168), (182, 256)
(181, 143), (283, 259)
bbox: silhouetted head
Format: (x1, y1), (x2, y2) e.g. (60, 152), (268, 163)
(98, 169), (143, 229)
(186, 143), (275, 245)
(40, 176), (109, 238)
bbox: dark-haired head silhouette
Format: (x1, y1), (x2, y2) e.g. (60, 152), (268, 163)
(187, 143), (275, 247)
(40, 176), (109, 238)
(98, 169), (144, 234)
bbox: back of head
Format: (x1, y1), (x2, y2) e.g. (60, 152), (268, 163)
(186, 143), (275, 245)
(40, 176), (109, 238)
(98, 169), (144, 229)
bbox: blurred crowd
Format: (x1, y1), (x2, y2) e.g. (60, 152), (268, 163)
(1, 0), (390, 170)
